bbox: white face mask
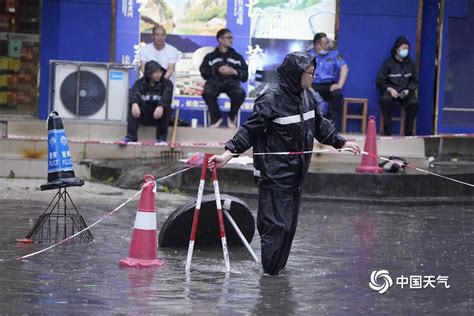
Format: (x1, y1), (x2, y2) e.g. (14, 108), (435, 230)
(399, 49), (409, 58)
(318, 49), (329, 55)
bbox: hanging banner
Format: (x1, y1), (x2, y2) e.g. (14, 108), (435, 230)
(115, 0), (140, 85)
(116, 0), (336, 108)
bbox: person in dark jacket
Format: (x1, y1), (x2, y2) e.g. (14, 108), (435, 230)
(376, 36), (419, 136)
(200, 28), (248, 128)
(120, 60), (173, 145)
(209, 52), (360, 275)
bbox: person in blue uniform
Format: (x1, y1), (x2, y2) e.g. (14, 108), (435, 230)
(308, 33), (349, 123)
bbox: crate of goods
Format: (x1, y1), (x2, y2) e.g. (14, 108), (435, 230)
(7, 91), (18, 105)
(0, 91), (7, 106)
(0, 14), (10, 32)
(0, 57), (9, 72)
(7, 58), (21, 73)
(0, 74), (7, 89)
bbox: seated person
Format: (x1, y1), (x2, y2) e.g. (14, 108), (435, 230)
(200, 28), (248, 128)
(308, 32), (349, 122)
(376, 36), (419, 136)
(137, 24), (180, 81)
(121, 61), (173, 145)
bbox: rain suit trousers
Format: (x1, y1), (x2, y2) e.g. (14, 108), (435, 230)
(202, 80), (246, 124)
(126, 105), (171, 142)
(257, 183), (302, 275)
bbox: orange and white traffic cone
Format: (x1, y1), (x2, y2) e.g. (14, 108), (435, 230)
(356, 115), (383, 173)
(119, 175), (164, 268)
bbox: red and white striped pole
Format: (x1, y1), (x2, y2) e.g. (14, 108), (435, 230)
(185, 153), (209, 273)
(211, 162), (231, 272)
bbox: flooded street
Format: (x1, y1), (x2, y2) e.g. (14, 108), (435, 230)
(0, 180), (472, 314)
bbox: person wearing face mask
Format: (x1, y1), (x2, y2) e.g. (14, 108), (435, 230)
(208, 52), (360, 275)
(308, 32), (349, 123)
(376, 36), (419, 136)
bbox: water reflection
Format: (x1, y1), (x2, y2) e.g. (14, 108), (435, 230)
(253, 275), (295, 314)
(0, 199), (472, 314)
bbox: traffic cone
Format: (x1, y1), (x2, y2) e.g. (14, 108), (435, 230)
(18, 111), (91, 244)
(119, 175), (164, 268)
(41, 111), (84, 191)
(356, 115), (383, 173)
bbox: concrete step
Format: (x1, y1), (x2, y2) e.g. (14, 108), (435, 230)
(0, 139), (428, 177)
(0, 156), (91, 180)
(6, 119), (236, 143)
(312, 136), (427, 167)
(4, 118), (426, 158)
(2, 117), (428, 171)
(0, 136), (426, 160)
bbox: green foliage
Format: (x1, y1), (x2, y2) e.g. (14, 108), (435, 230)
(296, 0), (320, 10)
(106, 176), (115, 185)
(163, 1), (173, 20)
(253, 0), (320, 10)
(172, 187), (183, 195)
(158, 185), (169, 193)
(182, 2), (225, 22)
(253, 0), (281, 8)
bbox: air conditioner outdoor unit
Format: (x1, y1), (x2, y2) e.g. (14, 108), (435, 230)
(52, 62), (130, 120)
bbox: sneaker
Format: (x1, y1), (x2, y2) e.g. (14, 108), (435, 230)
(156, 140), (168, 146)
(118, 137), (131, 147)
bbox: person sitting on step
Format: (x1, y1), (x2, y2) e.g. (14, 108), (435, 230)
(120, 60), (173, 145)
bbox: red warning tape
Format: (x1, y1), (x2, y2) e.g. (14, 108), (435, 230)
(7, 133), (474, 148)
(9, 165), (198, 261)
(361, 151), (474, 188)
(2, 147), (472, 262)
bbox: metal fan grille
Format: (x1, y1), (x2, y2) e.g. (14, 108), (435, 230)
(60, 70), (106, 116)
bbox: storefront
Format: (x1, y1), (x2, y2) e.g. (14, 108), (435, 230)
(2, 0), (472, 135)
(0, 0), (40, 115)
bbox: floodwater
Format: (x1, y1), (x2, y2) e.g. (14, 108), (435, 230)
(0, 197), (472, 314)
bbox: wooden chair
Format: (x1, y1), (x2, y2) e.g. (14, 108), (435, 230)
(380, 108), (405, 135)
(341, 98), (368, 133)
(380, 108), (416, 135)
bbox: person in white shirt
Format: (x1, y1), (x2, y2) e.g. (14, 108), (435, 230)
(138, 25), (180, 81)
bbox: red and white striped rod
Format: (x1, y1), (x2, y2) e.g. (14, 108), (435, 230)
(185, 156), (208, 273)
(211, 163), (230, 272)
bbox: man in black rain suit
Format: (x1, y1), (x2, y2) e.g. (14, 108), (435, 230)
(121, 60), (173, 145)
(376, 36), (419, 136)
(200, 28), (248, 128)
(209, 52), (360, 275)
